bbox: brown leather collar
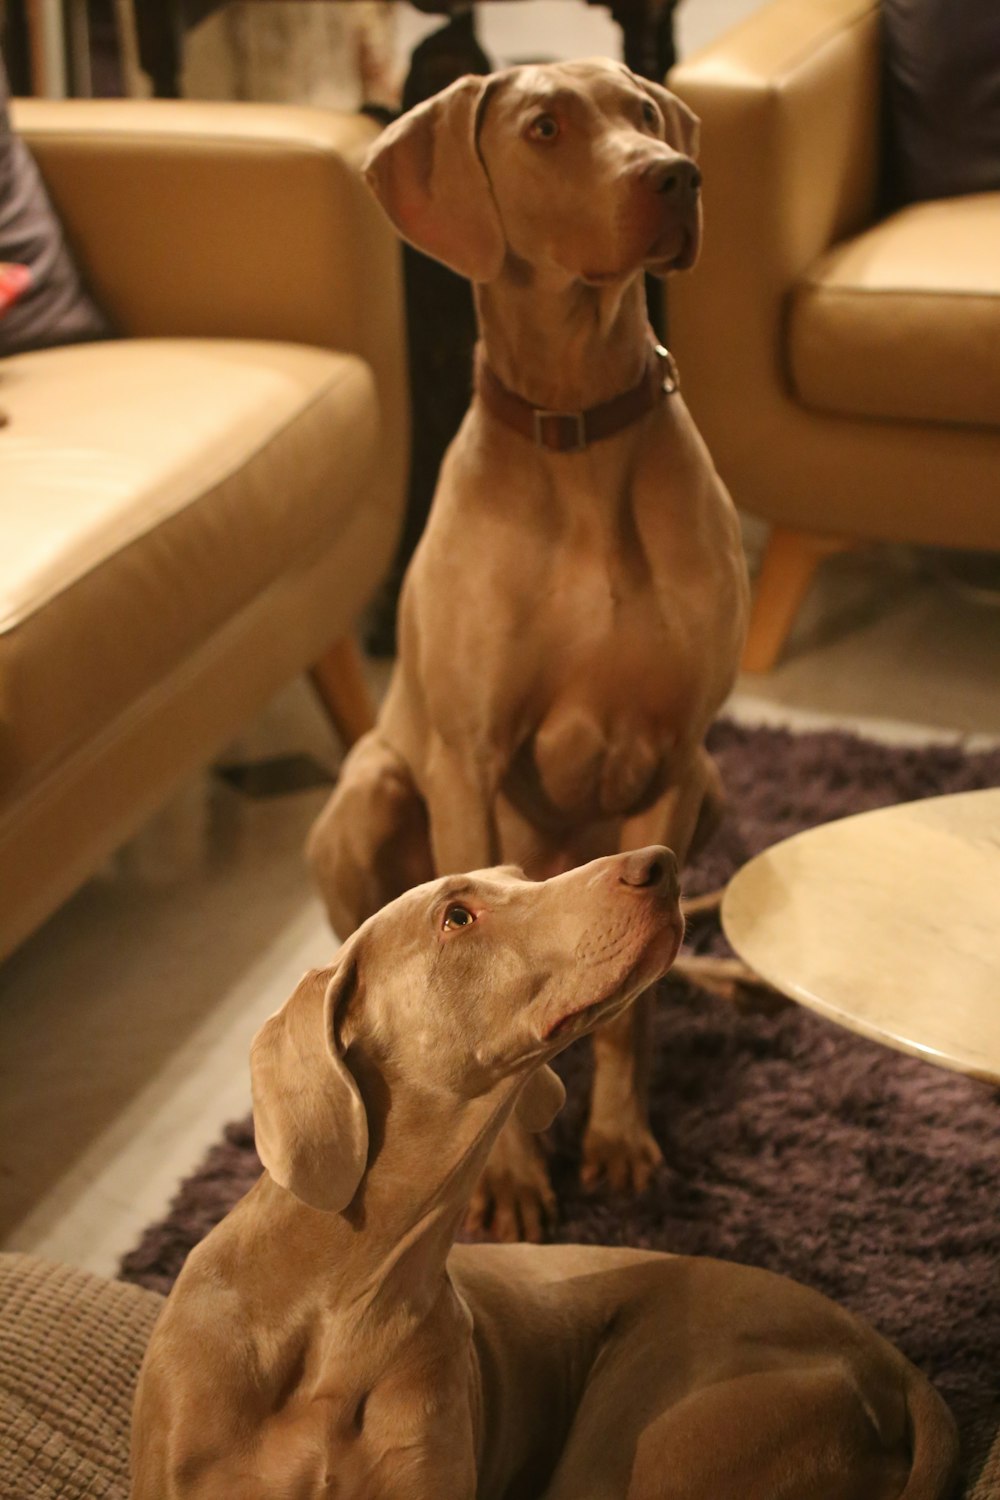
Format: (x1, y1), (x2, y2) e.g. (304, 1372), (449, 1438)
(474, 339), (679, 454)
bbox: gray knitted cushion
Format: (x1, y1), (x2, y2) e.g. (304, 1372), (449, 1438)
(0, 1253), (162, 1500)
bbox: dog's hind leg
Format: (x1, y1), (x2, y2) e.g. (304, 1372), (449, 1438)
(306, 732), (433, 939)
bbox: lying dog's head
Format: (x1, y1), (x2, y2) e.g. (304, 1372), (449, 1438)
(363, 57), (701, 285)
(251, 848), (681, 1212)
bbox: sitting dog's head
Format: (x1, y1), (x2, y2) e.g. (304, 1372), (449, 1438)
(364, 57), (702, 287)
(251, 848), (681, 1212)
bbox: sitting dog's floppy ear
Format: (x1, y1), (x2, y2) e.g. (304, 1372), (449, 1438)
(250, 953), (368, 1213)
(363, 75), (505, 283)
(636, 76), (700, 161)
(516, 1064), (567, 1132)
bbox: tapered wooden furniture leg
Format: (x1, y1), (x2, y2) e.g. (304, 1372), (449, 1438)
(27, 0), (66, 96)
(742, 526), (854, 674)
(310, 637), (375, 750)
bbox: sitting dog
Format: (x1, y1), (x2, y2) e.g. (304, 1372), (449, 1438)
(308, 58), (750, 1238)
(131, 851), (958, 1500)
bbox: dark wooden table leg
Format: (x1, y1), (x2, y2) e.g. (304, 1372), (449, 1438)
(608, 0), (679, 80)
(134, 0), (184, 96)
(2, 1), (33, 93)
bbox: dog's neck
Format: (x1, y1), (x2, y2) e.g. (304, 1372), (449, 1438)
(344, 1070), (513, 1310)
(474, 265), (650, 412)
(265, 1067), (519, 1334)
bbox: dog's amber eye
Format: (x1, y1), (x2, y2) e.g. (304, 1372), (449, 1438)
(443, 903), (476, 931)
(527, 113), (560, 143)
(642, 100), (660, 130)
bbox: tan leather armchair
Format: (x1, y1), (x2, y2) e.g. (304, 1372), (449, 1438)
(668, 0), (1000, 670)
(0, 100), (407, 960)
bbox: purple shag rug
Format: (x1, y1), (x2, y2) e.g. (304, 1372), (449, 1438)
(120, 720), (1000, 1462)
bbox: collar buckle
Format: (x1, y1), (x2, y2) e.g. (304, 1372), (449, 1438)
(533, 408), (587, 453)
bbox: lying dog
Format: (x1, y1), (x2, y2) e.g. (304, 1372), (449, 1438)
(308, 57), (750, 1238)
(132, 851), (958, 1500)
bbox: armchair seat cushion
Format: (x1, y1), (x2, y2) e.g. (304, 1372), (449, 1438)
(0, 336), (377, 802)
(787, 193), (1000, 430)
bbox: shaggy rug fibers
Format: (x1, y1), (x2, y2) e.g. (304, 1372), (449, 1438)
(120, 720), (1000, 1464)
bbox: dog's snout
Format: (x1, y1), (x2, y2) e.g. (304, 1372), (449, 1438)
(619, 846), (678, 896)
(644, 157), (701, 200)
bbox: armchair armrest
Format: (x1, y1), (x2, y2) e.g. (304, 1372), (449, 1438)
(668, 0), (881, 476)
(9, 99), (407, 511)
(11, 99), (391, 343)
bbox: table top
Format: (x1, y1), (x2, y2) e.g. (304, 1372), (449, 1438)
(722, 789), (1000, 1086)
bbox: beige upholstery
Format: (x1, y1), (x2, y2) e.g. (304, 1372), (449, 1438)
(1, 339), (376, 797)
(0, 101), (407, 959)
(0, 1253), (162, 1500)
(668, 0), (1000, 669)
(789, 195), (1000, 429)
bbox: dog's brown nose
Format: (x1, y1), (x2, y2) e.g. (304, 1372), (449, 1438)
(619, 846), (678, 897)
(644, 157), (701, 200)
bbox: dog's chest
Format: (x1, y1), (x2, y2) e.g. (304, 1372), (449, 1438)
(512, 559), (709, 822)
(525, 689), (677, 824)
(420, 428), (748, 824)
(257, 1358), (476, 1500)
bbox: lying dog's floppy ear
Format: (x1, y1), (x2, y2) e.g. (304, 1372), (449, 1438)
(250, 953), (368, 1213)
(363, 75), (505, 283)
(637, 77), (701, 161)
(516, 1063), (567, 1132)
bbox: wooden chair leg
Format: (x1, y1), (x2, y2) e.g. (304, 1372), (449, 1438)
(742, 526), (854, 674)
(310, 636), (375, 750)
(26, 0), (67, 97)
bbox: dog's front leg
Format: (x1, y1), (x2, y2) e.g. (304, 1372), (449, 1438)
(423, 735), (503, 874)
(581, 759), (709, 1194)
(583, 993), (662, 1193)
(425, 736), (562, 1242)
(465, 1112), (557, 1242)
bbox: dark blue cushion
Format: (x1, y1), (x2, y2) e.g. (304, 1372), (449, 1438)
(883, 0), (1000, 203)
(0, 54), (109, 356)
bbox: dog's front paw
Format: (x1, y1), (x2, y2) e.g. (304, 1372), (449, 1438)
(464, 1120), (556, 1243)
(581, 1120), (663, 1196)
